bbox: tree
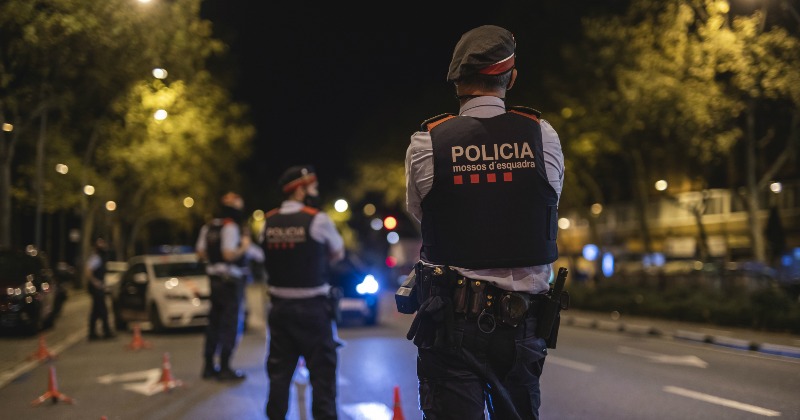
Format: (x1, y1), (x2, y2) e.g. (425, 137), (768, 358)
(555, 0), (798, 262)
(1, 0), (253, 262)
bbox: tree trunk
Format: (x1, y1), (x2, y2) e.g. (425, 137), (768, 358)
(745, 101), (766, 263)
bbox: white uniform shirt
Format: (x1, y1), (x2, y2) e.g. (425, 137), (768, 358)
(258, 200), (346, 298)
(405, 96), (565, 294)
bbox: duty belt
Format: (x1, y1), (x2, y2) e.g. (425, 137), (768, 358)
(416, 263), (543, 332)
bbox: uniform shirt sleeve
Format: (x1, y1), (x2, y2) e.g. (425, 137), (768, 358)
(405, 130), (434, 224)
(221, 223), (240, 254)
(541, 119), (565, 201)
(195, 224), (208, 253)
(310, 211), (345, 263)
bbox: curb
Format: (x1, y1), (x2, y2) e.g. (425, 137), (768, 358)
(562, 315), (800, 359)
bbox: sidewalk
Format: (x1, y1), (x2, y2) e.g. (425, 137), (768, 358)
(562, 309), (800, 358)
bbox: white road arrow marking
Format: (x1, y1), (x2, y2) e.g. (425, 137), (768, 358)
(96, 368), (164, 395)
(618, 346), (708, 368)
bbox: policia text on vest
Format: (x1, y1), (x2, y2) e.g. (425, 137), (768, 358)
(395, 265), (569, 349)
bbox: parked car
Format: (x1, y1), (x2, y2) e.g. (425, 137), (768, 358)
(103, 260), (128, 293)
(330, 253), (382, 326)
(0, 247), (65, 335)
(110, 253), (210, 332)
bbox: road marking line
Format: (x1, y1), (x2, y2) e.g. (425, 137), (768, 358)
(618, 346), (708, 368)
(546, 356), (596, 372)
(663, 386), (781, 417)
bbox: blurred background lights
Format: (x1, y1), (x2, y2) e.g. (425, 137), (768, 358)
(55, 164), (69, 174)
(252, 209), (265, 221)
(83, 185), (95, 196)
(385, 256), (397, 268)
(356, 274), (379, 295)
(386, 231), (399, 244)
(183, 197), (194, 208)
(655, 180), (668, 191)
(370, 218), (383, 231)
(602, 253), (615, 277)
(2, 123), (13, 132)
(383, 216), (397, 230)
(582, 244), (599, 261)
(770, 182), (782, 193)
(557, 217), (571, 229)
(152, 68), (168, 79)
(105, 201), (117, 211)
(362, 203), (376, 216)
(590, 203), (603, 215)
(334, 199), (348, 212)
(154, 109), (168, 121)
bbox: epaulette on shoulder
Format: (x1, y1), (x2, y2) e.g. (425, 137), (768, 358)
(420, 113), (457, 132)
(508, 106), (542, 122)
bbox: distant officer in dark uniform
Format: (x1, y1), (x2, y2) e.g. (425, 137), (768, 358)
(196, 192), (251, 381)
(85, 237), (115, 340)
(258, 165), (345, 420)
(404, 26), (565, 419)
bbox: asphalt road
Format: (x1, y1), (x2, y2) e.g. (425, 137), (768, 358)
(2, 283), (799, 419)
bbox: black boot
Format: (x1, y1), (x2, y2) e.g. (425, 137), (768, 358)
(217, 351), (245, 381)
(202, 356), (219, 379)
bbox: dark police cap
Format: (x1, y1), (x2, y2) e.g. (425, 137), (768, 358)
(279, 165), (317, 193)
(447, 25), (516, 82)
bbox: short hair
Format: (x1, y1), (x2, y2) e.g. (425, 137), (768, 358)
(455, 70), (513, 92)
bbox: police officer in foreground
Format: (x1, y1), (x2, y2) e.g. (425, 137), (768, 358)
(258, 165), (345, 420)
(196, 192), (251, 381)
(403, 25), (565, 419)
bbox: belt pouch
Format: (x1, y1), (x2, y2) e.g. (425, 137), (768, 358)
(452, 278), (468, 314)
(467, 280), (486, 318)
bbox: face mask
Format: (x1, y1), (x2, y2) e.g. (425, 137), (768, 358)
(221, 205), (245, 224)
(303, 194), (321, 209)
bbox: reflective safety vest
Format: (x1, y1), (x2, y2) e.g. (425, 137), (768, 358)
(420, 106), (559, 269)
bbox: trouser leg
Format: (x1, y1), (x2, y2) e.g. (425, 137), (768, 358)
(265, 301), (299, 419)
(303, 307), (338, 420)
(204, 279), (225, 359)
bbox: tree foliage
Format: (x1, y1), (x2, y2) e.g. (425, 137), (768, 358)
(0, 0), (254, 260)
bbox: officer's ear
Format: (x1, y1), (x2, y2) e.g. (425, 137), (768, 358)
(506, 68), (517, 91)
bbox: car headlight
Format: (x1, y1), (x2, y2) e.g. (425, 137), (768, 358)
(163, 278), (191, 300)
(356, 274), (380, 295)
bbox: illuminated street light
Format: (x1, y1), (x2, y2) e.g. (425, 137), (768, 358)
(558, 217), (571, 230)
(654, 180), (668, 191)
(152, 68), (168, 79)
(770, 182), (782, 193)
(105, 201), (117, 211)
(334, 199), (348, 212)
(83, 185), (95, 196)
(154, 109), (168, 121)
(590, 203), (603, 215)
(55, 164), (68, 174)
(2, 123), (12, 132)
(183, 197), (194, 208)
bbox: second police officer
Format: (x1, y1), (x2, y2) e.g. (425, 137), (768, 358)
(259, 165), (345, 420)
(195, 192), (251, 381)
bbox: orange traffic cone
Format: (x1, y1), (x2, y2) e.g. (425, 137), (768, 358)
(29, 334), (56, 361)
(392, 385), (405, 420)
(152, 352), (183, 392)
(125, 323), (152, 350)
(31, 365), (75, 406)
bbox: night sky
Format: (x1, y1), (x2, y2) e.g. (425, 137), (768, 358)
(199, 1), (627, 207)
